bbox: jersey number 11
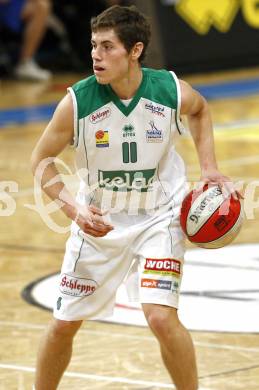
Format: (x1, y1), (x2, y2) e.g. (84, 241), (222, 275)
(122, 142), (137, 163)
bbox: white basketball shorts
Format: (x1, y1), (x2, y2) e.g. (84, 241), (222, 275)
(53, 207), (185, 321)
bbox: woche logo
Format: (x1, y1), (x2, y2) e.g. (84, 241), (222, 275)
(144, 258), (181, 275)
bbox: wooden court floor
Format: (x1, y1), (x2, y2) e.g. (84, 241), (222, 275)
(0, 69), (259, 389)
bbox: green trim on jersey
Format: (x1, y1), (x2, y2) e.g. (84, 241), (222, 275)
(142, 68), (178, 110)
(72, 75), (111, 119)
(71, 68), (179, 119)
(106, 70), (147, 116)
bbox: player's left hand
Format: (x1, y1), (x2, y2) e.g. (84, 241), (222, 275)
(199, 168), (244, 200)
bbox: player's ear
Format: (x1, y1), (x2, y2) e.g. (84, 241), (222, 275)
(130, 42), (144, 61)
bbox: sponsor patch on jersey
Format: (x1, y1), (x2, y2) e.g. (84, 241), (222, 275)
(145, 102), (165, 117)
(123, 124), (135, 138)
(141, 278), (172, 290)
(98, 168), (156, 192)
(144, 258), (181, 276)
(146, 121), (163, 142)
(90, 106), (111, 124)
(59, 274), (98, 297)
(95, 130), (109, 147)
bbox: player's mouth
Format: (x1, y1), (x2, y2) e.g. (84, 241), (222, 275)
(93, 65), (106, 74)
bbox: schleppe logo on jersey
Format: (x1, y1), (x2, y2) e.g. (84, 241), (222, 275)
(98, 168), (156, 192)
(59, 274), (98, 297)
(90, 106), (111, 124)
(144, 258), (181, 276)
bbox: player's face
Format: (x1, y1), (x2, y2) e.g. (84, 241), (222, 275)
(91, 29), (131, 85)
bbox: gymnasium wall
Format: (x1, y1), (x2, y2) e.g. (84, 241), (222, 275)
(154, 0), (259, 74)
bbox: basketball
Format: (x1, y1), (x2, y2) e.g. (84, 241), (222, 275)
(180, 185), (243, 249)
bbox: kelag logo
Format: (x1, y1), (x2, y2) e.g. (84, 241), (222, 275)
(98, 168), (156, 192)
(171, 0), (259, 34)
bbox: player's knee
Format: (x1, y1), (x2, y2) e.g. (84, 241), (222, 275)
(145, 307), (180, 341)
(48, 319), (82, 340)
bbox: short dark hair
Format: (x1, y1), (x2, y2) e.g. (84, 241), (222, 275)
(91, 5), (151, 63)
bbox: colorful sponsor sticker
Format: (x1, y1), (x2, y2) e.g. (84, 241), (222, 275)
(90, 106), (111, 124)
(145, 102), (165, 117)
(144, 258), (181, 276)
(146, 121), (163, 142)
(59, 274), (98, 297)
(141, 278), (172, 290)
(95, 130), (109, 148)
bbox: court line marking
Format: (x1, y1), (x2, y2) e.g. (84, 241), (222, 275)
(0, 320), (259, 354)
(0, 243), (64, 253)
(0, 361), (257, 388)
(0, 363), (176, 388)
(199, 363), (259, 380)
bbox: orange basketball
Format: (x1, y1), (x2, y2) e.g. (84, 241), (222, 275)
(180, 185), (243, 249)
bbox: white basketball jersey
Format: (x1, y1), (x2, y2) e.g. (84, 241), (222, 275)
(68, 68), (187, 215)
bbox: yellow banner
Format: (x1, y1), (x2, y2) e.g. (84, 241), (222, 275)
(174, 0), (259, 34)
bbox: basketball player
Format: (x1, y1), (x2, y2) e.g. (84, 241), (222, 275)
(31, 5), (240, 390)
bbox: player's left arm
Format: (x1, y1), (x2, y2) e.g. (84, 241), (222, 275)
(179, 79), (242, 199)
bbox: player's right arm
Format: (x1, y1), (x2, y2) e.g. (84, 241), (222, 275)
(31, 93), (114, 236)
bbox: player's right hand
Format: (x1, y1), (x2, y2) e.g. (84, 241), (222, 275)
(74, 204), (114, 237)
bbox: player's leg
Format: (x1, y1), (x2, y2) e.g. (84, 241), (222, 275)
(35, 318), (82, 390)
(14, 0), (51, 80)
(20, 0), (51, 62)
(142, 303), (198, 390)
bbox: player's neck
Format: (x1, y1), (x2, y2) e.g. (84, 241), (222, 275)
(110, 65), (143, 100)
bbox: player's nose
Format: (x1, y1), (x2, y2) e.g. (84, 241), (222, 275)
(91, 47), (102, 61)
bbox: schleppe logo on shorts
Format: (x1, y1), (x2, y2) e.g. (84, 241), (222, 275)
(141, 278), (172, 290)
(59, 274), (98, 297)
(144, 258), (181, 276)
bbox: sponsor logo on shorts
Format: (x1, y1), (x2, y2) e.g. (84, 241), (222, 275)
(144, 258), (181, 276)
(95, 130), (109, 148)
(145, 102), (165, 117)
(56, 296), (62, 310)
(141, 278), (172, 290)
(146, 121), (163, 143)
(59, 274), (98, 297)
(90, 107), (111, 124)
(172, 281), (180, 293)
